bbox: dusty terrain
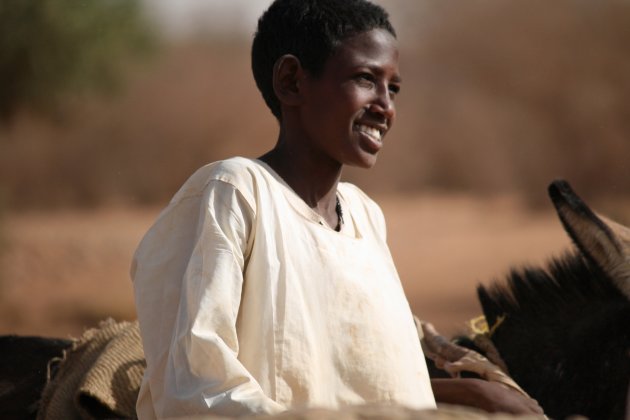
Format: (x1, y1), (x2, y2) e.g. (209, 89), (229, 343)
(0, 193), (571, 339)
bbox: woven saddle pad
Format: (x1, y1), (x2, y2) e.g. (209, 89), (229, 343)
(37, 318), (144, 420)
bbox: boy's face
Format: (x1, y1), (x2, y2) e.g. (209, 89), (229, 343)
(299, 28), (401, 169)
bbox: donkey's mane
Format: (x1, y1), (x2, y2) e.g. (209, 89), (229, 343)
(475, 249), (630, 420)
(478, 250), (625, 327)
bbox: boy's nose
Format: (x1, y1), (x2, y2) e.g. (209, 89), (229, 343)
(368, 92), (395, 121)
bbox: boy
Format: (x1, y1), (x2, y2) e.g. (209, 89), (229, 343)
(132, 0), (543, 418)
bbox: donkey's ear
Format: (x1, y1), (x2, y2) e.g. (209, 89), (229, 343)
(548, 180), (630, 299)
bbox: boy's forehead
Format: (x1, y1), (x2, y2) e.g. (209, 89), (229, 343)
(336, 29), (397, 58)
(328, 29), (400, 74)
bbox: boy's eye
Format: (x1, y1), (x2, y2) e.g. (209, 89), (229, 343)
(389, 84), (400, 96)
(355, 73), (375, 87)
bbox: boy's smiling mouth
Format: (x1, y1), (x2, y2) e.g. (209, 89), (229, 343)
(354, 124), (383, 142)
(354, 123), (386, 154)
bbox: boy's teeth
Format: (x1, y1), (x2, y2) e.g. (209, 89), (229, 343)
(356, 124), (381, 141)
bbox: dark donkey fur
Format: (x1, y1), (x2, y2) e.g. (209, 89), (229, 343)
(0, 336), (71, 419)
(466, 181), (630, 420)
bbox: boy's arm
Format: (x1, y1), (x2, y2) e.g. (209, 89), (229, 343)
(133, 180), (284, 418)
(418, 320), (543, 415)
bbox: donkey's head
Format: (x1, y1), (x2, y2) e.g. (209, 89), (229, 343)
(477, 180), (630, 420)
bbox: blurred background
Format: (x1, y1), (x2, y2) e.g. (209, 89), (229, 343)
(1, 0), (629, 338)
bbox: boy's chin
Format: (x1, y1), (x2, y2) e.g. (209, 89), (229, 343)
(345, 154), (379, 169)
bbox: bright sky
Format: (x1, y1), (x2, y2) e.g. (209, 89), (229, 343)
(141, 0), (420, 40)
(142, 0), (275, 39)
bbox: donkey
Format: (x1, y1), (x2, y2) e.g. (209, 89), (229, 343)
(429, 180), (630, 420)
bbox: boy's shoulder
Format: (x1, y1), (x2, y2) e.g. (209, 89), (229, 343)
(170, 157), (262, 203)
(338, 182), (379, 210)
(203, 156), (261, 183)
(339, 182), (387, 238)
(338, 181), (386, 231)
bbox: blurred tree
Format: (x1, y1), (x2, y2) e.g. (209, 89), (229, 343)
(0, 0), (155, 121)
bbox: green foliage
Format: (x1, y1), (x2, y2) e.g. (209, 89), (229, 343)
(0, 0), (155, 120)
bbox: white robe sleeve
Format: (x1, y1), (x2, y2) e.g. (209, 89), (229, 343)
(132, 179), (285, 419)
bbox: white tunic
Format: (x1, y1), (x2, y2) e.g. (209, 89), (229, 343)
(131, 157), (436, 419)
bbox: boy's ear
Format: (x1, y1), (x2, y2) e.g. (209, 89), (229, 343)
(272, 54), (305, 107)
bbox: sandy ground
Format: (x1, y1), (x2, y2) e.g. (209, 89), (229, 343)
(0, 193), (571, 339)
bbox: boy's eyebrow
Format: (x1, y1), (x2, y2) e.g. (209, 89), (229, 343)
(357, 64), (402, 83)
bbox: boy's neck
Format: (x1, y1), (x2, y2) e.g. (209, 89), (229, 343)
(259, 140), (342, 223)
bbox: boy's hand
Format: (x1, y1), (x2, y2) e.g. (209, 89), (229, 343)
(431, 378), (545, 415)
(420, 319), (545, 416)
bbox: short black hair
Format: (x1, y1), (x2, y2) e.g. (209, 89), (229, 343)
(251, 0), (396, 120)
